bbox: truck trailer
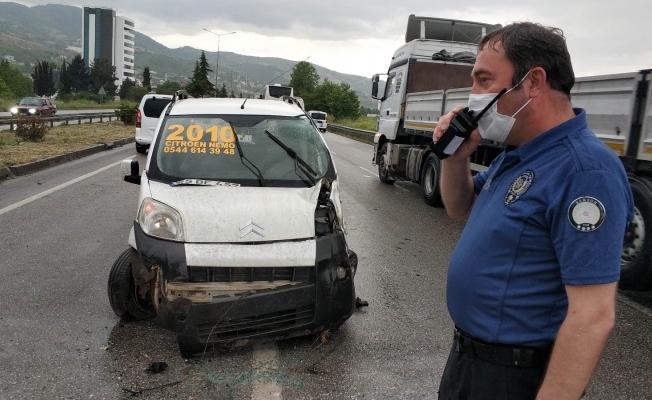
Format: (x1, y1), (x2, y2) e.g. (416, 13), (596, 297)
(371, 15), (652, 291)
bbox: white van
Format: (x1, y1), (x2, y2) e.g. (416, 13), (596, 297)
(135, 94), (173, 153)
(308, 110), (328, 132)
(111, 96), (358, 357)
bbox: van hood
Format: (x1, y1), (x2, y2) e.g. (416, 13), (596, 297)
(147, 180), (321, 243)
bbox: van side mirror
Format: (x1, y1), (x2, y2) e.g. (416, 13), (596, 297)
(371, 74), (380, 99)
(121, 159), (140, 185)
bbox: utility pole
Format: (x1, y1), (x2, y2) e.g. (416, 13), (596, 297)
(203, 29), (236, 97)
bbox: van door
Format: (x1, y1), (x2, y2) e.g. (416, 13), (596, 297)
(378, 65), (407, 140)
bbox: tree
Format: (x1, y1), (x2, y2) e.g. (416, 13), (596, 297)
(230, 90), (236, 98)
(143, 66), (151, 91)
(67, 54), (89, 93)
(156, 80), (182, 95)
(309, 79), (360, 120)
(89, 57), (118, 95)
(219, 83), (228, 98)
(289, 61), (320, 97)
(186, 51), (214, 98)
(118, 78), (136, 99)
(58, 60), (72, 95)
(0, 61), (32, 98)
(126, 85), (149, 102)
(31, 60), (56, 97)
(0, 77), (12, 99)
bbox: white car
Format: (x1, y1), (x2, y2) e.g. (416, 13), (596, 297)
(308, 110), (328, 132)
(135, 94), (173, 154)
(111, 95), (358, 357)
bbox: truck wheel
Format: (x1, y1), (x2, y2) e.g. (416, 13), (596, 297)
(378, 143), (395, 184)
(620, 176), (652, 291)
(136, 143), (148, 154)
(420, 153), (443, 207)
(107, 249), (157, 321)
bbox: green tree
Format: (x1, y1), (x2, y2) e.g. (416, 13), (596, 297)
(219, 83), (228, 98)
(118, 78), (136, 99)
(289, 61), (319, 97)
(143, 66), (151, 91)
(230, 90), (235, 98)
(58, 60), (72, 95)
(156, 80), (182, 95)
(89, 57), (118, 95)
(32, 60), (56, 97)
(0, 77), (12, 99)
(186, 51), (214, 98)
(126, 85), (149, 102)
(67, 54), (89, 93)
(0, 60), (32, 98)
(309, 79), (360, 120)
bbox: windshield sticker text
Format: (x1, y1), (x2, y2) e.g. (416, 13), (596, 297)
(164, 124), (238, 156)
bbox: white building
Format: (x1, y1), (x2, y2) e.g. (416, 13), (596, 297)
(82, 7), (135, 87)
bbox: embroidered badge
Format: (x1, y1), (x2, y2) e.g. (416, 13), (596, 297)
(504, 170), (534, 205)
(568, 197), (606, 232)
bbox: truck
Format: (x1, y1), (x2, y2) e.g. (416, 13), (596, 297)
(370, 14), (652, 291)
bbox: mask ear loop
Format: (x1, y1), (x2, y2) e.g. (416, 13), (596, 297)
(507, 69), (533, 117)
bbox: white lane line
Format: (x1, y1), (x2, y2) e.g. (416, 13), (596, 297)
(359, 166), (378, 178)
(251, 340), (282, 400)
(0, 158), (131, 216)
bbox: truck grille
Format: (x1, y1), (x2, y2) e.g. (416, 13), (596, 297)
(196, 306), (314, 341)
(188, 266), (313, 283)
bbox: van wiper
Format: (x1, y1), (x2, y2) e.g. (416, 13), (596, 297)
(229, 122), (265, 187)
(170, 179), (240, 187)
(264, 130), (317, 186)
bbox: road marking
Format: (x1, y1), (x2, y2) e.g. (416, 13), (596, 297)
(0, 158), (131, 216)
(359, 166), (378, 178)
(251, 340), (282, 400)
(617, 294), (652, 318)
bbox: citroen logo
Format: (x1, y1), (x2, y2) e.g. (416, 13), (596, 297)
(239, 220), (264, 239)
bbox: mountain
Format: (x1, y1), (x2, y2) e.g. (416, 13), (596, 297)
(0, 2), (375, 107)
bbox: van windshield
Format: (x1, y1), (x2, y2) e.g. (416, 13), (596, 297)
(148, 114), (335, 187)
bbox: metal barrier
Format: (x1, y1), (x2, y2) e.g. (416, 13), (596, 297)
(328, 123), (376, 137)
(0, 112), (117, 132)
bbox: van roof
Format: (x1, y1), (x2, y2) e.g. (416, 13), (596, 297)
(168, 98), (305, 117)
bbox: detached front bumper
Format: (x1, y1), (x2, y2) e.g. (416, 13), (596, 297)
(131, 222), (356, 356)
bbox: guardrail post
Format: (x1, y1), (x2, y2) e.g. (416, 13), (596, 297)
(78, 117), (81, 125)
(10, 119), (14, 132)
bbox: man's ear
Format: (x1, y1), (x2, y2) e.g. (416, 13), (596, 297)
(528, 67), (547, 98)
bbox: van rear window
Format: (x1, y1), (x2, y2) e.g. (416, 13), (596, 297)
(143, 98), (172, 118)
(311, 113), (326, 120)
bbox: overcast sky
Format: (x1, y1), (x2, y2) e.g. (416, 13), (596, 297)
(13, 0), (652, 78)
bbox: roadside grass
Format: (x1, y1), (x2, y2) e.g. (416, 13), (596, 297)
(333, 116), (377, 131)
(0, 98), (121, 112)
(0, 121), (133, 167)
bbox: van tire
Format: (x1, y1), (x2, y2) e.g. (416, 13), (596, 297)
(378, 144), (395, 184)
(108, 249), (156, 321)
(420, 153), (443, 207)
(136, 143), (148, 154)
(620, 176), (652, 291)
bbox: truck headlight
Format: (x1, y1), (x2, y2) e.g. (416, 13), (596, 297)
(10, 107), (17, 114)
(138, 198), (184, 241)
(29, 109), (36, 114)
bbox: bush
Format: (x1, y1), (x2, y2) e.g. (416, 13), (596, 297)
(115, 102), (139, 125)
(14, 116), (48, 141)
(126, 86), (149, 102)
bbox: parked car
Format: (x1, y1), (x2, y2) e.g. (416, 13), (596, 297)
(308, 110), (328, 132)
(135, 94), (173, 154)
(10, 97), (57, 116)
(112, 94), (358, 357)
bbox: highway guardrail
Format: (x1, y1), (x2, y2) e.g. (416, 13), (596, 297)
(328, 123), (376, 143)
(0, 112), (117, 132)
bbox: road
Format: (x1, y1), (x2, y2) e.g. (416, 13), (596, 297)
(0, 132), (651, 399)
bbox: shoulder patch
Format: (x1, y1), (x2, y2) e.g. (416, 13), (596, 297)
(505, 170), (534, 205)
(568, 197), (606, 232)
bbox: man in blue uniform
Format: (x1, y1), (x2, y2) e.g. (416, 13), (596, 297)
(433, 22), (634, 400)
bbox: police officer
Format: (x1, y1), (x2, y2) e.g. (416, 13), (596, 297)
(433, 22), (634, 400)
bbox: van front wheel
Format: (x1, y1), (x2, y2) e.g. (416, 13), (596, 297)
(108, 249), (156, 321)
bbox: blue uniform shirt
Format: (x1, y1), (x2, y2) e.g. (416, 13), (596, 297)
(446, 109), (634, 348)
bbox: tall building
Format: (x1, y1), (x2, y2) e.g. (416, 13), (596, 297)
(81, 7), (135, 87)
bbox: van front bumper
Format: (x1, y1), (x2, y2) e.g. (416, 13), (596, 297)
(131, 222), (356, 356)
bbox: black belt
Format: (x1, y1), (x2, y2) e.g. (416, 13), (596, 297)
(453, 327), (552, 368)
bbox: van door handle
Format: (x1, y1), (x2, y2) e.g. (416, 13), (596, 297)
(386, 110), (390, 116)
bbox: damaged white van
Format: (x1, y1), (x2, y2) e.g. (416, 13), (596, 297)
(109, 94), (358, 357)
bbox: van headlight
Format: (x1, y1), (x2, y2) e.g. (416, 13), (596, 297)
(10, 107), (18, 115)
(138, 198), (184, 241)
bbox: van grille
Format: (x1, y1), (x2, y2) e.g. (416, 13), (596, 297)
(188, 266), (313, 283)
(196, 306), (314, 341)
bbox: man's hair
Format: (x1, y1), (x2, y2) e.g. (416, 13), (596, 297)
(478, 22), (575, 96)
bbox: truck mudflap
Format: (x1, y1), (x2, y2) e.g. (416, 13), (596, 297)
(132, 222), (356, 357)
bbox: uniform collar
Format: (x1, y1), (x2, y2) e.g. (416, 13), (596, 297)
(514, 108), (587, 161)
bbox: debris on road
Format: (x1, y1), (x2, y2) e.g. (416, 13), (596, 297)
(355, 297), (369, 308)
(146, 362), (168, 374)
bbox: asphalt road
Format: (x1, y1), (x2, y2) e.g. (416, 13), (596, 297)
(0, 132), (651, 399)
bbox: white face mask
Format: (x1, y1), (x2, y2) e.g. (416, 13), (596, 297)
(467, 71), (532, 143)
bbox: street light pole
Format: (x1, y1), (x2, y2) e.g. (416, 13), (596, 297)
(202, 29), (236, 97)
